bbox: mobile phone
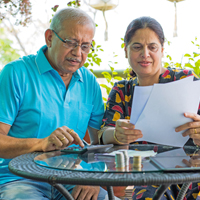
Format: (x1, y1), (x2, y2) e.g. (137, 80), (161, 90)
(61, 144), (113, 154)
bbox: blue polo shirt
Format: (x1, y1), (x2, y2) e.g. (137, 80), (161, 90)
(0, 45), (104, 185)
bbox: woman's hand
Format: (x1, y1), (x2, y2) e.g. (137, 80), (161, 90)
(175, 112), (200, 146)
(115, 119), (143, 144)
(176, 153), (200, 168)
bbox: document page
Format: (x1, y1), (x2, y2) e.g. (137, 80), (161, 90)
(130, 76), (200, 147)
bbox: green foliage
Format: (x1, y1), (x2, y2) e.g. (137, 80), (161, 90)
(84, 40), (103, 70)
(183, 37), (200, 77)
(98, 39), (130, 104)
(163, 40), (182, 69)
(99, 52), (130, 106)
(121, 38), (125, 48)
(0, 27), (20, 66)
(100, 60), (123, 96)
(164, 37), (200, 77)
(67, 1), (81, 7)
(51, 5), (59, 12)
(0, 0), (32, 26)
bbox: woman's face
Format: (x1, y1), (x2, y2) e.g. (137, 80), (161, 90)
(125, 28), (164, 80)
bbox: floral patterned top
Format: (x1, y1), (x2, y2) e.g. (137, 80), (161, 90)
(99, 67), (199, 144)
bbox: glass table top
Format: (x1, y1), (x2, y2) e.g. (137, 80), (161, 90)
(34, 144), (200, 173)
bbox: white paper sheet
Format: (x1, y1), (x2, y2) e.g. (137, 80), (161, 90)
(102, 149), (157, 158)
(130, 76), (200, 147)
(131, 86), (153, 124)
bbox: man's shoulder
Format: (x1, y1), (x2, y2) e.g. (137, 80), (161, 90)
(3, 46), (46, 73)
(5, 54), (36, 70)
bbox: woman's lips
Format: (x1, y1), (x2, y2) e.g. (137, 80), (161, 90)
(138, 61), (152, 67)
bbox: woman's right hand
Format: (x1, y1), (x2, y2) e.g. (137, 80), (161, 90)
(115, 119), (143, 144)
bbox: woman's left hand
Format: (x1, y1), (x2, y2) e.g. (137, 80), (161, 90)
(175, 112), (200, 146)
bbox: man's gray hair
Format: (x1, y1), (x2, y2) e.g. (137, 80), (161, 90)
(50, 8), (95, 33)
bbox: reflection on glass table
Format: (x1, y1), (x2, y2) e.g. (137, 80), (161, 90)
(34, 144), (200, 173)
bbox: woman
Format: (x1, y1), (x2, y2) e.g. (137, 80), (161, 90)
(98, 16), (200, 200)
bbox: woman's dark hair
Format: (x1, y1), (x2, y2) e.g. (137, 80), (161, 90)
(124, 16), (165, 47)
(124, 16), (165, 77)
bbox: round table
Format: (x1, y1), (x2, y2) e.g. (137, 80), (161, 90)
(8, 148), (200, 200)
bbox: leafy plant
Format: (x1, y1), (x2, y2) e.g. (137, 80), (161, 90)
(163, 37), (200, 78)
(99, 38), (132, 103)
(100, 52), (127, 103)
(67, 0), (81, 7)
(84, 40), (103, 72)
(0, 26), (20, 66)
(163, 38), (182, 69)
(183, 37), (200, 77)
(0, 0), (32, 26)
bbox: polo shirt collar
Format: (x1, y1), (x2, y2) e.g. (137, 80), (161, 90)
(35, 45), (83, 82)
(35, 45), (53, 74)
(74, 68), (83, 82)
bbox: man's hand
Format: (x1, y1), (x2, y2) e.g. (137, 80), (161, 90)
(39, 126), (84, 152)
(71, 185), (100, 200)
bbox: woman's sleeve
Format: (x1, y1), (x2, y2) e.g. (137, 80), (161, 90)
(98, 83), (125, 144)
(101, 82), (126, 128)
(97, 82), (127, 143)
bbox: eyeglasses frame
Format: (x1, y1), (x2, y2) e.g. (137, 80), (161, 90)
(52, 29), (94, 53)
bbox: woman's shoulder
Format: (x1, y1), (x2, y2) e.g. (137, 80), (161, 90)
(161, 67), (199, 81)
(114, 77), (138, 88)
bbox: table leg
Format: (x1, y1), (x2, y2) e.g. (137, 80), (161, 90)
(50, 183), (74, 200)
(107, 186), (115, 200)
(153, 184), (171, 200)
(176, 182), (191, 200)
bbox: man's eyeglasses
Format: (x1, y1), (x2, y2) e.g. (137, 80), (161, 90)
(52, 30), (94, 54)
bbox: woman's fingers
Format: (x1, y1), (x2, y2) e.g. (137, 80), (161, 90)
(176, 113), (200, 146)
(176, 113), (200, 132)
(115, 126), (143, 143)
(116, 119), (135, 129)
(115, 119), (143, 143)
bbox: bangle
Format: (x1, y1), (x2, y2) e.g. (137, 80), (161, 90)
(113, 130), (124, 144)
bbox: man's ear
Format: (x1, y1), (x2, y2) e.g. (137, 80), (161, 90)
(125, 45), (128, 58)
(45, 29), (53, 48)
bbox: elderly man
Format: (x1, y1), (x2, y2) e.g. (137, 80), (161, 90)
(0, 8), (119, 200)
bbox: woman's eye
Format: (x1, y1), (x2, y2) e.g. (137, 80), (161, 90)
(132, 46), (141, 51)
(149, 46), (158, 52)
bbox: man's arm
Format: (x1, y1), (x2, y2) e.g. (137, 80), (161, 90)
(0, 122), (84, 159)
(0, 122), (44, 159)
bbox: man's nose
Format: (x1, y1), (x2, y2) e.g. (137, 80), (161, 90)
(72, 45), (82, 56)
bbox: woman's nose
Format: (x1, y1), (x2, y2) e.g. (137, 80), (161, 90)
(141, 47), (150, 58)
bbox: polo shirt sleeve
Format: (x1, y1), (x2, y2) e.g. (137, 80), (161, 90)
(88, 78), (104, 130)
(0, 63), (22, 125)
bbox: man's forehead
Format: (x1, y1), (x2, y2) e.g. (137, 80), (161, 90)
(60, 24), (94, 41)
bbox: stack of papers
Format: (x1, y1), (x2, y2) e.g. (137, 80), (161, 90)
(101, 149), (157, 158)
(130, 76), (200, 147)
